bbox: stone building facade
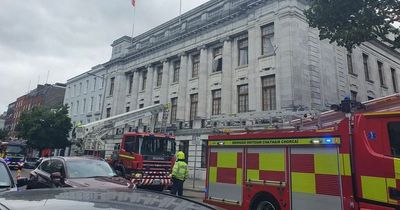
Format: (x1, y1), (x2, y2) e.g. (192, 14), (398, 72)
(63, 0), (400, 180)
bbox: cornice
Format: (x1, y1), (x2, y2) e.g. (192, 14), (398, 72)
(104, 0), (267, 68)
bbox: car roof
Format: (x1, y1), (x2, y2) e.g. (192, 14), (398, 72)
(42, 156), (104, 162)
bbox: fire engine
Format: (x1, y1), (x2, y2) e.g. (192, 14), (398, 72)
(204, 94), (400, 210)
(76, 104), (175, 190)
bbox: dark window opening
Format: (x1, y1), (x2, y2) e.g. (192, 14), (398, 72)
(388, 122), (400, 157)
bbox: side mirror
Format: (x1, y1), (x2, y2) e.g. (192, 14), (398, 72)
(50, 172), (62, 186)
(17, 177), (28, 188)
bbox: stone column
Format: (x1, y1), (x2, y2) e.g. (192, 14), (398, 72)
(221, 38), (233, 115)
(130, 70), (140, 109)
(197, 46), (208, 118)
(145, 65), (154, 106)
(160, 59), (170, 105)
(247, 27), (259, 111)
(177, 53), (188, 121)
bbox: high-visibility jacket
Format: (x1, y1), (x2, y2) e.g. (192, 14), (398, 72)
(172, 160), (189, 181)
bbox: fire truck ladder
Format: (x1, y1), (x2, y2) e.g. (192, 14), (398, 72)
(208, 94), (400, 132)
(75, 104), (167, 154)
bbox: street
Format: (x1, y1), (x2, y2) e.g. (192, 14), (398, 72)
(10, 168), (206, 204)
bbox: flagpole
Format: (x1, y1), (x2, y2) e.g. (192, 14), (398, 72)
(131, 3), (136, 44)
(179, 0), (182, 23)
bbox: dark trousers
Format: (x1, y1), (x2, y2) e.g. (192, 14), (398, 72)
(170, 177), (184, 196)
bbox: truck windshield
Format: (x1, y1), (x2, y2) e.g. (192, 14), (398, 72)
(141, 136), (176, 156)
(6, 145), (25, 154)
(124, 136), (139, 153)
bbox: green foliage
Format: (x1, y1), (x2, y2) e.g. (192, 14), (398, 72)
(304, 0), (400, 51)
(16, 105), (72, 150)
(0, 129), (8, 140)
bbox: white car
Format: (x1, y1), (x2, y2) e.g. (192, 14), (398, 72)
(0, 158), (16, 192)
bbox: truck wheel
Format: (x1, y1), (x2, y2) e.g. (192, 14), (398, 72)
(250, 194), (280, 210)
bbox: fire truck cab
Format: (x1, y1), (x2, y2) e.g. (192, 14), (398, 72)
(205, 95), (400, 210)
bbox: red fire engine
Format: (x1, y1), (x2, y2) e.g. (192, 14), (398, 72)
(77, 104), (175, 190)
(205, 94), (400, 210)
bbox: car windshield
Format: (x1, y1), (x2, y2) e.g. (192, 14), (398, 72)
(66, 159), (117, 178)
(6, 145), (25, 154)
(0, 163), (12, 188)
(141, 136), (176, 156)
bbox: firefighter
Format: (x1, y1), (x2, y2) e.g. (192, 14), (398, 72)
(169, 151), (189, 196)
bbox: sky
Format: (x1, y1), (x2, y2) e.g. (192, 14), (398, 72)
(0, 0), (209, 113)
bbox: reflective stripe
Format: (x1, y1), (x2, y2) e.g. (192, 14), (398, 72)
(217, 152), (237, 168)
(236, 168), (242, 185)
(314, 154), (339, 175)
(387, 178), (397, 204)
(259, 152), (285, 171)
(292, 172), (316, 194)
(209, 167), (217, 183)
(361, 176), (387, 203)
(247, 169), (259, 181)
(119, 154), (135, 160)
(394, 158), (400, 179)
(339, 154), (351, 176)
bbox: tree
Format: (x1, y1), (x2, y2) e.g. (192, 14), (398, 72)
(304, 0), (400, 51)
(16, 105), (72, 152)
(0, 129), (8, 141)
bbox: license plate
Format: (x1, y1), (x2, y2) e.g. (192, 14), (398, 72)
(153, 179), (161, 185)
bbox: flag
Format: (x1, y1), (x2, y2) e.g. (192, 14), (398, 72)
(131, 0), (135, 7)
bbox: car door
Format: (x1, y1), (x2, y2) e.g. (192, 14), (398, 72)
(34, 160), (53, 188)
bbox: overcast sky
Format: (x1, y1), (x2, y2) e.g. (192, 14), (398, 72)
(0, 0), (209, 113)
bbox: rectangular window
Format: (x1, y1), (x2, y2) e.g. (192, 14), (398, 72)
(98, 94), (102, 111)
(73, 85), (76, 97)
(128, 74), (134, 94)
(93, 78), (97, 91)
(262, 75), (276, 111)
(142, 71), (147, 91)
(126, 106), (130, 112)
(192, 54), (200, 78)
(79, 83), (82, 96)
(190, 94), (198, 121)
(156, 66), (163, 87)
(350, 91), (357, 101)
(82, 98), (86, 113)
(85, 80), (89, 93)
(76, 100), (80, 115)
(170, 97), (178, 123)
(212, 47), (223, 72)
(70, 102), (74, 114)
(109, 77), (115, 96)
(238, 84), (249, 113)
(173, 61), (180, 83)
(68, 87), (72, 98)
(106, 108), (111, 118)
(154, 101), (160, 104)
(261, 23), (274, 56)
(100, 75), (105, 89)
(363, 54), (371, 81)
(378, 61), (385, 86)
(238, 38), (248, 66)
(347, 52), (355, 74)
(211, 89), (221, 115)
(368, 96), (374, 100)
(388, 122), (400, 157)
(139, 104), (144, 108)
(391, 68), (398, 93)
(90, 97), (94, 112)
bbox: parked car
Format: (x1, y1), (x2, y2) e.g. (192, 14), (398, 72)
(0, 158), (28, 192)
(0, 188), (216, 210)
(27, 156), (133, 189)
(24, 157), (40, 169)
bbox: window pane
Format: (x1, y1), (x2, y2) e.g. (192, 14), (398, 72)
(262, 75), (276, 111)
(388, 122), (400, 157)
(261, 23), (274, 55)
